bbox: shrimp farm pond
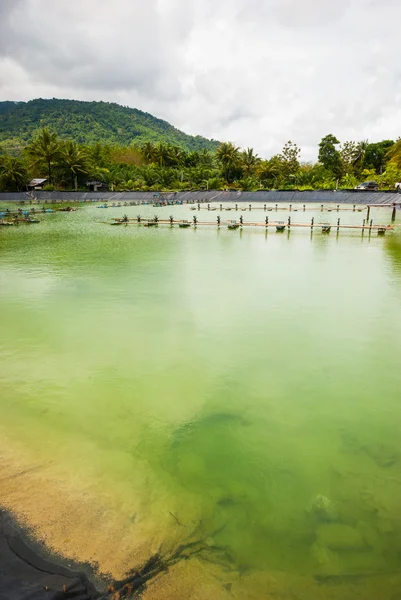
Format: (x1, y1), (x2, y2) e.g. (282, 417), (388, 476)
(1, 201), (401, 600)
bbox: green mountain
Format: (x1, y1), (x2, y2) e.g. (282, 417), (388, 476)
(0, 98), (219, 152)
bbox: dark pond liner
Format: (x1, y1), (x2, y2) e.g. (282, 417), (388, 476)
(0, 509), (99, 600)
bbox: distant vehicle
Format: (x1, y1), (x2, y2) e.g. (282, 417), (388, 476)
(354, 181), (378, 190)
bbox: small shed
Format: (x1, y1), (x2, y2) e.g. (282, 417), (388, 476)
(86, 181), (109, 192)
(28, 178), (48, 190)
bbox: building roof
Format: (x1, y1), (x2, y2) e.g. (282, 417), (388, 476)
(29, 178), (48, 186)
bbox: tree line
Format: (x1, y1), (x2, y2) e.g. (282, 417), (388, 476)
(1, 128), (401, 192)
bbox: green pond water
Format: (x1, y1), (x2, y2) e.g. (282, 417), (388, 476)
(1, 202), (401, 593)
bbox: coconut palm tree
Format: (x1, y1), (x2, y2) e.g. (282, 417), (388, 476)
(140, 142), (158, 164)
(59, 141), (90, 189)
(0, 154), (28, 191)
(154, 143), (172, 168)
(240, 147), (261, 176)
(169, 146), (184, 167)
(139, 166), (159, 187)
(352, 140), (369, 171)
(215, 142), (240, 183)
(26, 128), (60, 183)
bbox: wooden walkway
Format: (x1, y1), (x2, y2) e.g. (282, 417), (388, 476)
(111, 217), (395, 233)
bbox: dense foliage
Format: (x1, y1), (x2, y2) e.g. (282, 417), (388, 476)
(0, 99), (219, 152)
(0, 113), (400, 193)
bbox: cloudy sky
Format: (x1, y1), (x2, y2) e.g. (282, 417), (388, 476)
(0, 0), (400, 160)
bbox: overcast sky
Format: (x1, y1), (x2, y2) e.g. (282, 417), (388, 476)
(0, 0), (400, 160)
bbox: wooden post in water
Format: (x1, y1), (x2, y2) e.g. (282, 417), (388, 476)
(198, 203), (200, 210)
(207, 204), (210, 210)
(265, 216), (268, 226)
(288, 216), (291, 229)
(337, 218), (340, 232)
(303, 204), (306, 211)
(275, 204), (278, 211)
(193, 215), (197, 225)
(392, 204), (396, 222)
(169, 215), (174, 224)
(337, 204), (340, 212)
(240, 215), (243, 225)
(369, 219), (373, 235)
(353, 204), (356, 211)
(289, 204), (292, 211)
(311, 217), (314, 230)
(249, 204), (252, 210)
(220, 204), (222, 210)
(217, 215), (220, 226)
(264, 204), (266, 211)
(321, 204), (323, 211)
(235, 204), (238, 210)
(366, 205), (370, 221)
(137, 215), (141, 222)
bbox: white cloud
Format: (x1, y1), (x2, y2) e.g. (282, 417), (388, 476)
(0, 0), (400, 160)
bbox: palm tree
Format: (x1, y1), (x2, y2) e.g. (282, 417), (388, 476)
(241, 147), (261, 176)
(59, 141), (90, 189)
(26, 128), (60, 183)
(141, 142), (158, 164)
(215, 142), (240, 183)
(198, 149), (214, 168)
(139, 166), (159, 187)
(238, 177), (258, 191)
(352, 140), (369, 171)
(169, 146), (184, 167)
(0, 155), (28, 191)
(154, 143), (172, 168)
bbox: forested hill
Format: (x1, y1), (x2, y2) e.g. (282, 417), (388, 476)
(0, 99), (219, 151)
